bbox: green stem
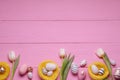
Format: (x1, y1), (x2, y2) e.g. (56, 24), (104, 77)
(10, 61), (14, 80)
(103, 53), (114, 80)
(10, 55), (20, 80)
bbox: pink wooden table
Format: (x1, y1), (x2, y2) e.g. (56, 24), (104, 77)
(0, 0), (120, 80)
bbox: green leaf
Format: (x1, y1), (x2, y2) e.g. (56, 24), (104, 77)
(60, 54), (74, 80)
(103, 53), (113, 80)
(60, 57), (69, 80)
(10, 55), (20, 80)
(63, 56), (74, 80)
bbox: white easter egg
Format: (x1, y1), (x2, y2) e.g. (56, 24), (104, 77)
(110, 59), (116, 66)
(42, 67), (48, 75)
(19, 64), (28, 75)
(47, 71), (53, 76)
(80, 60), (87, 67)
(91, 65), (99, 74)
(27, 72), (33, 79)
(46, 63), (57, 71)
(71, 63), (78, 74)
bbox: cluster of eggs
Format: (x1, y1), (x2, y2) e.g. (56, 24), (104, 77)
(42, 63), (57, 76)
(71, 63), (86, 80)
(91, 65), (105, 75)
(19, 64), (33, 79)
(0, 62), (10, 80)
(71, 59), (87, 75)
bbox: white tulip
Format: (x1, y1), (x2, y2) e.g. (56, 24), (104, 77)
(96, 48), (105, 58)
(8, 51), (16, 62)
(59, 48), (66, 58)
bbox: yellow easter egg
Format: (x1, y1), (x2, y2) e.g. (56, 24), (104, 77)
(38, 60), (59, 80)
(0, 62), (10, 80)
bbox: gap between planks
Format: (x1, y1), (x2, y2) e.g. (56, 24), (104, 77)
(0, 42), (120, 45)
(0, 19), (120, 22)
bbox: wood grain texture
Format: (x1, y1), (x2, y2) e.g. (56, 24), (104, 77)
(0, 0), (120, 20)
(0, 0), (120, 80)
(0, 21), (120, 43)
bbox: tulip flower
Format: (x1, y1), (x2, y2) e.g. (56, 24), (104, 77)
(96, 48), (113, 80)
(10, 55), (20, 80)
(8, 51), (20, 80)
(60, 54), (74, 80)
(96, 48), (105, 58)
(8, 51), (16, 62)
(59, 48), (66, 58)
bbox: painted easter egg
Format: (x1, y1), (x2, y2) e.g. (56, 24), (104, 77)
(19, 64), (28, 75)
(80, 60), (87, 67)
(42, 67), (48, 75)
(71, 63), (78, 74)
(78, 70), (86, 80)
(114, 67), (120, 79)
(27, 72), (33, 79)
(0, 62), (10, 80)
(91, 65), (99, 74)
(98, 68), (104, 75)
(46, 63), (57, 71)
(47, 71), (53, 76)
(110, 59), (116, 66)
(27, 67), (33, 72)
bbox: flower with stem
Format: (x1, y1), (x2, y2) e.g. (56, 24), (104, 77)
(8, 51), (20, 80)
(59, 48), (66, 59)
(60, 54), (74, 80)
(8, 51), (16, 62)
(96, 48), (114, 80)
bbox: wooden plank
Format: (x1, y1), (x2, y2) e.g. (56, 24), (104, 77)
(0, 0), (120, 20)
(0, 21), (120, 43)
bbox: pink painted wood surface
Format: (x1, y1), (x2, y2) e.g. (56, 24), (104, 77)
(0, 0), (120, 20)
(0, 21), (120, 43)
(0, 0), (120, 80)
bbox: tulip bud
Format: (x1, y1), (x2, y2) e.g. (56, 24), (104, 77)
(59, 48), (66, 58)
(8, 51), (16, 62)
(96, 48), (105, 58)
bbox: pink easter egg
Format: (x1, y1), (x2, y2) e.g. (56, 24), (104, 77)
(78, 70), (86, 80)
(19, 64), (28, 75)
